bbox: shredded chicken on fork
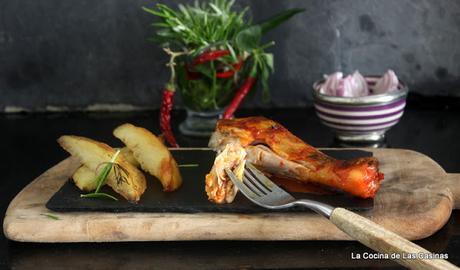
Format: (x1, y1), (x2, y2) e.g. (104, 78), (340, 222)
(205, 143), (246, 203)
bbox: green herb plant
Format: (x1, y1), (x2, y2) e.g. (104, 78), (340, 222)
(143, 0), (303, 111)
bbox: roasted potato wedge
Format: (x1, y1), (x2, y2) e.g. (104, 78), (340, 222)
(58, 135), (147, 202)
(113, 123), (182, 191)
(72, 147), (140, 192)
(72, 166), (98, 192)
(119, 147), (139, 167)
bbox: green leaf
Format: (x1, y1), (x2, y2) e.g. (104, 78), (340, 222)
(142, 7), (168, 18)
(41, 213), (60, 220)
(151, 22), (170, 28)
(178, 4), (190, 19)
(156, 29), (175, 38)
(95, 150), (121, 192)
(93, 162), (113, 193)
(178, 163), (199, 168)
(225, 42), (238, 62)
(258, 8), (304, 34)
(193, 64), (214, 79)
(260, 66), (271, 102)
(236, 6), (249, 23)
(157, 4), (179, 18)
(235, 25), (262, 51)
(209, 3), (222, 15)
(263, 53), (274, 73)
(81, 193), (119, 201)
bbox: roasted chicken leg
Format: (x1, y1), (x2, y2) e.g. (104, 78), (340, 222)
(207, 117), (383, 202)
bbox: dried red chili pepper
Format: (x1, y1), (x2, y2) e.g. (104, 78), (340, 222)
(159, 48), (184, 147)
(159, 87), (179, 147)
(222, 67), (257, 119)
(191, 49), (230, 66)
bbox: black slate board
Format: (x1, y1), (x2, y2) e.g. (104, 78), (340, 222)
(46, 149), (374, 213)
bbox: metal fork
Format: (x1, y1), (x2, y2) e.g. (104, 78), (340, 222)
(225, 163), (458, 270)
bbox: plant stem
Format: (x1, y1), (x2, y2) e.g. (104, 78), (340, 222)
(178, 163), (199, 168)
(94, 150), (121, 193)
(163, 48), (187, 88)
(211, 61), (218, 108)
(41, 213), (60, 220)
(81, 193), (119, 201)
(81, 150), (121, 202)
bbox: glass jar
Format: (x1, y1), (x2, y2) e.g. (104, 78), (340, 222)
(176, 63), (244, 137)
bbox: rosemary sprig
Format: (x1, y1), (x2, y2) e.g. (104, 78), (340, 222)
(178, 163), (199, 168)
(143, 0), (248, 52)
(41, 213), (60, 220)
(80, 150), (121, 201)
(80, 192), (119, 201)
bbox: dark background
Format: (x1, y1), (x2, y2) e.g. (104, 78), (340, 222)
(0, 0), (459, 112)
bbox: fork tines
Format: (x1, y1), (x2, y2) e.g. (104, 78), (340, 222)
(242, 166), (271, 196)
(225, 163), (295, 208)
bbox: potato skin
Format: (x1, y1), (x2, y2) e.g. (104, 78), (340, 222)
(72, 166), (98, 192)
(58, 135), (146, 202)
(113, 123), (182, 191)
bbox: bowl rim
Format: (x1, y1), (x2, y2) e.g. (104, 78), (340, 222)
(312, 75), (409, 105)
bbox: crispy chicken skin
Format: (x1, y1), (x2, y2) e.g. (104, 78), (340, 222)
(208, 117), (384, 199)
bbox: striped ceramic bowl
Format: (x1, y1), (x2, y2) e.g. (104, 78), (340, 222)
(312, 76), (408, 142)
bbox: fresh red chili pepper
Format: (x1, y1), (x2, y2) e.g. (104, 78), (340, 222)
(215, 70), (234, 79)
(216, 59), (244, 79)
(222, 67), (257, 119)
(160, 88), (179, 147)
(191, 49), (230, 66)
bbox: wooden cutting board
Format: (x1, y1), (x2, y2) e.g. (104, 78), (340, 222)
(3, 148), (459, 242)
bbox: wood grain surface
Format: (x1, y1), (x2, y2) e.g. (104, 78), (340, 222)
(330, 208), (458, 270)
(3, 148), (459, 242)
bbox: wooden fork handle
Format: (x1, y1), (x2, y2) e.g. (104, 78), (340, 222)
(330, 208), (458, 270)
